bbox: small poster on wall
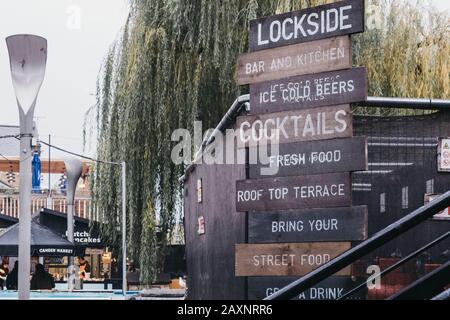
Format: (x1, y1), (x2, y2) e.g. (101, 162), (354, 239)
(437, 138), (450, 172)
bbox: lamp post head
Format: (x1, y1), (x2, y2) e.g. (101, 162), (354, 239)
(6, 34), (47, 114)
(64, 157), (83, 205)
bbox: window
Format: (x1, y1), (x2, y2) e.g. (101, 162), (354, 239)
(380, 193), (386, 213)
(402, 187), (409, 209)
(426, 179), (434, 194)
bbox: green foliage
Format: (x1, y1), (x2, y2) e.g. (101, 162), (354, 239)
(87, 0), (449, 284)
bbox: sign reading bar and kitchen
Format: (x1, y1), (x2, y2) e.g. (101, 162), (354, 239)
(248, 206), (368, 243)
(248, 276), (363, 300)
(237, 36), (351, 85)
(249, 67), (367, 114)
(249, 137), (367, 178)
(249, 0), (364, 51)
(236, 104), (352, 147)
(236, 172), (351, 212)
(235, 242), (351, 276)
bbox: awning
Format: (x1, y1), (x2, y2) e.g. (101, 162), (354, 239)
(0, 215), (76, 257)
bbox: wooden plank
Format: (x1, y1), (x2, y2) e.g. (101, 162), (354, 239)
(236, 172), (351, 212)
(248, 276), (364, 300)
(236, 105), (352, 148)
(248, 206), (368, 243)
(249, 67), (367, 114)
(237, 36), (351, 85)
(249, 0), (364, 51)
(249, 137), (367, 178)
(235, 242), (351, 276)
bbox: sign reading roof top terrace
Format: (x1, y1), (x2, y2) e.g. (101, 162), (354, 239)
(236, 172), (351, 212)
(249, 0), (364, 51)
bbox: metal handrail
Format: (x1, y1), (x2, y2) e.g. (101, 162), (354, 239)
(265, 191), (450, 300)
(338, 231), (450, 300)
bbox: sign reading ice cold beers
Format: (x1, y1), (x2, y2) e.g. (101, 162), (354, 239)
(249, 67), (367, 114)
(237, 36), (351, 85)
(236, 172), (351, 212)
(248, 137), (367, 178)
(236, 105), (352, 148)
(249, 0), (364, 51)
(235, 242), (351, 276)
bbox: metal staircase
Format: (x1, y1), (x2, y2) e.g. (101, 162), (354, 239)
(265, 191), (450, 300)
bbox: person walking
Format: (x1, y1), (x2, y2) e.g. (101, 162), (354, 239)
(6, 261), (18, 290)
(0, 259), (9, 290)
(30, 263), (55, 290)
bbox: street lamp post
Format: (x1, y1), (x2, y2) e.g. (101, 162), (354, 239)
(64, 157), (83, 291)
(6, 34), (47, 300)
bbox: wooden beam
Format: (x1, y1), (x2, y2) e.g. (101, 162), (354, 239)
(0, 158), (91, 174)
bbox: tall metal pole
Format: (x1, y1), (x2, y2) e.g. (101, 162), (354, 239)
(121, 161), (127, 296)
(18, 111), (34, 300)
(6, 34), (47, 300)
(64, 158), (82, 291)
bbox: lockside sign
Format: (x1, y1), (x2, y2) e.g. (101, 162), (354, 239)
(248, 137), (367, 178)
(249, 67), (367, 114)
(249, 0), (364, 51)
(237, 36), (352, 85)
(236, 172), (352, 212)
(235, 242), (351, 276)
(248, 206), (368, 243)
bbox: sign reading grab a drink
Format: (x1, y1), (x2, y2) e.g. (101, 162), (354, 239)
(249, 0), (364, 52)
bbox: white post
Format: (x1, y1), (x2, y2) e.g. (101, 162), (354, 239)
(122, 161), (127, 296)
(64, 158), (82, 291)
(18, 111), (34, 299)
(6, 34), (47, 300)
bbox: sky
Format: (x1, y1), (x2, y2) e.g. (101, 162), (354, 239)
(0, 0), (449, 163)
(0, 0), (129, 160)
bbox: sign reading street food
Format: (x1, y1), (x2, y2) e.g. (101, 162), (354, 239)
(248, 276), (363, 300)
(235, 242), (351, 276)
(249, 137), (367, 178)
(248, 206), (368, 243)
(237, 36), (351, 85)
(236, 172), (351, 212)
(236, 105), (352, 148)
(249, 67), (367, 114)
(249, 0), (364, 51)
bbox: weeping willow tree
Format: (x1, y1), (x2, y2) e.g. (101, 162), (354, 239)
(86, 0), (449, 284)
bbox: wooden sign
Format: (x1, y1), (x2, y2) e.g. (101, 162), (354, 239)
(235, 242), (351, 276)
(248, 206), (368, 243)
(248, 276), (363, 300)
(249, 0), (364, 52)
(248, 137), (367, 178)
(249, 67), (367, 114)
(236, 172), (351, 212)
(237, 36), (351, 85)
(236, 105), (352, 148)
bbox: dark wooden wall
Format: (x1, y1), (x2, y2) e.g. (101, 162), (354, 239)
(353, 110), (450, 261)
(183, 110), (450, 300)
(184, 162), (246, 300)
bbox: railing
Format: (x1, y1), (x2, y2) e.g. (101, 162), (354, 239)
(0, 195), (92, 219)
(265, 191), (450, 300)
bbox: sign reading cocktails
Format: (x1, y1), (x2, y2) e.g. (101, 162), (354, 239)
(249, 0), (364, 51)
